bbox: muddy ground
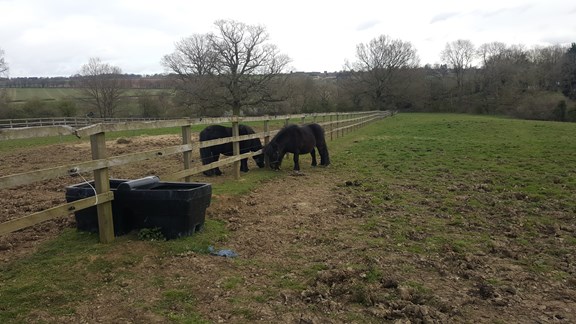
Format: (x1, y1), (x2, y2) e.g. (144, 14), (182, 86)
(1, 135), (575, 323)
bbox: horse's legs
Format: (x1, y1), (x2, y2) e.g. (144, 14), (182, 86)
(203, 170), (214, 176)
(212, 155), (223, 176)
(310, 148), (317, 167)
(202, 149), (219, 176)
(292, 152), (300, 171)
(240, 158), (249, 172)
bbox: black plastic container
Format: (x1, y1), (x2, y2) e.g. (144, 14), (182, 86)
(124, 182), (212, 239)
(65, 177), (212, 239)
(65, 179), (134, 236)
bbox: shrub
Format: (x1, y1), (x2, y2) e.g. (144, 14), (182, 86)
(138, 227), (165, 241)
(512, 91), (567, 120)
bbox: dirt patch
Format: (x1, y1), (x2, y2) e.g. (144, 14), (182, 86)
(2, 135), (576, 322)
(0, 135), (188, 261)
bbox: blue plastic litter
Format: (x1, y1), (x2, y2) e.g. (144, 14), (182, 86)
(208, 245), (238, 258)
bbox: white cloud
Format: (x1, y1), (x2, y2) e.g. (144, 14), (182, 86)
(1, 0), (575, 77)
(430, 12), (460, 24)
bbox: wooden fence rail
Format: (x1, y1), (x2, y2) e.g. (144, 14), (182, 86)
(0, 111), (394, 242)
(0, 117), (173, 129)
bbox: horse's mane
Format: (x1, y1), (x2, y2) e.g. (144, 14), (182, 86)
(270, 124), (299, 143)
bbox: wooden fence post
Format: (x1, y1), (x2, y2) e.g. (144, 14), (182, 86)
(90, 132), (115, 243)
(329, 115), (333, 141)
(264, 120), (270, 146)
(232, 119), (241, 180)
(181, 125), (192, 182)
(336, 113), (340, 138)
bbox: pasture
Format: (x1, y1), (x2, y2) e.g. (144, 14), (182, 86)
(5, 88), (83, 101)
(6, 88), (166, 102)
(3, 87), (174, 120)
(0, 113), (575, 322)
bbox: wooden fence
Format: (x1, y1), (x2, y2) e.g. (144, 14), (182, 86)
(0, 116), (171, 129)
(0, 111), (393, 242)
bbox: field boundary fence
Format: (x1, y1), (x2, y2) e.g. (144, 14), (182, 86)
(0, 110), (394, 242)
(0, 117), (173, 129)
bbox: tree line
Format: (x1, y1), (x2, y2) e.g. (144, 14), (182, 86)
(1, 19), (575, 122)
(0, 75), (171, 89)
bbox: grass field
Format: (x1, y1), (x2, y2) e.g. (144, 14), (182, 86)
(1, 113), (575, 322)
(335, 113), (576, 254)
(5, 88), (82, 101)
(6, 88), (168, 102)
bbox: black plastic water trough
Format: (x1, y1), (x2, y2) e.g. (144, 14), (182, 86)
(65, 176), (212, 239)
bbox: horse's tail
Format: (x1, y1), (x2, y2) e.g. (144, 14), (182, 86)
(307, 123), (327, 146)
(308, 123), (330, 166)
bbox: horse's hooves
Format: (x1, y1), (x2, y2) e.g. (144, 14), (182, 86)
(290, 171), (305, 176)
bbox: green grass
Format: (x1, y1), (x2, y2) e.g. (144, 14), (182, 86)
(6, 88), (169, 102)
(0, 230), (111, 321)
(161, 219), (229, 255)
(156, 289), (208, 323)
(330, 113), (576, 258)
(0, 134), (84, 152)
(6, 88), (83, 101)
(0, 218), (230, 323)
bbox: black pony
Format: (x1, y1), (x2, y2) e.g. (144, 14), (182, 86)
(263, 123), (330, 171)
(200, 124), (265, 176)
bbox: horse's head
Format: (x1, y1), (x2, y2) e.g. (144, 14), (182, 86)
(264, 142), (282, 170)
(252, 139), (265, 168)
(253, 153), (265, 168)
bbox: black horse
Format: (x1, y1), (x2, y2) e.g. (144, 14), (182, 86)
(263, 123), (330, 171)
(200, 124), (265, 176)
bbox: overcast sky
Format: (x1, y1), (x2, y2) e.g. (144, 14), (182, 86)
(1, 0), (575, 77)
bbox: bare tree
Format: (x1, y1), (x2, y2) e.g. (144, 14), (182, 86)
(441, 39), (475, 95)
(346, 35), (419, 110)
(477, 42), (510, 107)
(529, 44), (567, 91)
(77, 57), (125, 118)
(476, 43), (533, 113)
(0, 48), (8, 77)
(477, 42), (507, 67)
(284, 74), (316, 113)
(0, 48), (10, 110)
(162, 34), (218, 115)
(163, 19), (291, 116)
(560, 43), (576, 100)
(163, 34), (216, 77)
